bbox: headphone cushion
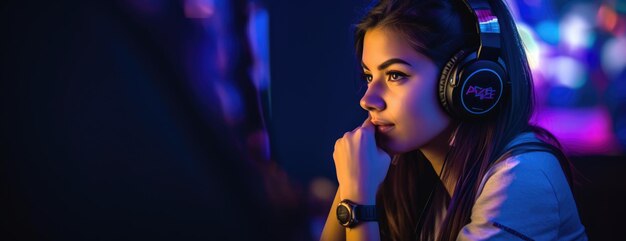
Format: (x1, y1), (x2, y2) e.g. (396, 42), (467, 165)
(438, 50), (467, 116)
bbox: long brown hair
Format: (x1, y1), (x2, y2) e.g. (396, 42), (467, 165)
(354, 0), (575, 240)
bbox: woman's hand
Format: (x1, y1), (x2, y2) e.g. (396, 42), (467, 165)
(333, 116), (392, 205)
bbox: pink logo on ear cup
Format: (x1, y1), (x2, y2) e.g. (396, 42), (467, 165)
(465, 86), (496, 100)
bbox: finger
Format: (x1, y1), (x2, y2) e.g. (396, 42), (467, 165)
(361, 115), (374, 131)
(361, 115), (372, 127)
(352, 116), (372, 133)
(355, 116), (375, 141)
(351, 115), (372, 132)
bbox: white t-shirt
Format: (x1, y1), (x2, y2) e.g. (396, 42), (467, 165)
(456, 132), (588, 241)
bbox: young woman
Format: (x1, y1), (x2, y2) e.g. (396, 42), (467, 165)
(320, 0), (587, 240)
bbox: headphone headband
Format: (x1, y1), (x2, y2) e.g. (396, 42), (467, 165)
(464, 0), (501, 61)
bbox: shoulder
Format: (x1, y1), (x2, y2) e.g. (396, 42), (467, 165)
(481, 132), (567, 194)
(484, 148), (565, 195)
(482, 131), (571, 212)
(476, 149), (563, 218)
(458, 134), (569, 241)
(457, 133), (587, 241)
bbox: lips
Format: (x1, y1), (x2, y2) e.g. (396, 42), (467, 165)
(372, 119), (395, 133)
(376, 124), (394, 133)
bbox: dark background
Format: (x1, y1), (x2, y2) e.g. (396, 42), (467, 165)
(266, 0), (368, 186)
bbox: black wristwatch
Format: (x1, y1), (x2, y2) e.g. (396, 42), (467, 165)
(336, 199), (378, 228)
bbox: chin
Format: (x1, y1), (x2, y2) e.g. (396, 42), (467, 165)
(378, 138), (416, 155)
(380, 132), (432, 156)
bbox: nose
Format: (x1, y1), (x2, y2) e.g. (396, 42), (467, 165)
(360, 84), (386, 112)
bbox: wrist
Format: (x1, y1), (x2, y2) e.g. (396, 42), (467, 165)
(339, 187), (377, 205)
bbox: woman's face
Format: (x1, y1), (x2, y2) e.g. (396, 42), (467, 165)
(361, 27), (451, 155)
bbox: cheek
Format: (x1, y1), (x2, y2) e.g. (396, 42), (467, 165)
(387, 82), (450, 152)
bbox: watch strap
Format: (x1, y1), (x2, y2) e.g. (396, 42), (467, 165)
(355, 204), (378, 222)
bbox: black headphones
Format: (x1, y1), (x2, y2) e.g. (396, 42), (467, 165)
(438, 0), (509, 120)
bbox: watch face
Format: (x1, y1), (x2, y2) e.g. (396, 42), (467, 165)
(336, 204), (351, 225)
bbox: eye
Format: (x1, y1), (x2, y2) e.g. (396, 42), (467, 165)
(386, 71), (409, 82)
(362, 73), (373, 84)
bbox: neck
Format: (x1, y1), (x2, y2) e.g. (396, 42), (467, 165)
(420, 124), (456, 194)
(420, 126), (455, 176)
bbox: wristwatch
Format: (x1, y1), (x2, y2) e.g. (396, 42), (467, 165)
(336, 199), (378, 228)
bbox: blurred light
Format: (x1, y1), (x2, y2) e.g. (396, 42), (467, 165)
(247, 4), (271, 91)
(535, 20), (560, 45)
(215, 81), (244, 125)
(517, 23), (542, 70)
(522, 0), (541, 7)
(184, 0), (215, 19)
(617, 0), (626, 14)
(561, 12), (595, 50)
(601, 36), (626, 79)
(545, 56), (587, 89)
(546, 86), (578, 107)
(533, 107), (622, 155)
(617, 17), (626, 36)
(309, 177), (336, 201)
(597, 4), (619, 33)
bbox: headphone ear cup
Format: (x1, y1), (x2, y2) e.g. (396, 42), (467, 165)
(438, 50), (466, 117)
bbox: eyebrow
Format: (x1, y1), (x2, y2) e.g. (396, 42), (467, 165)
(361, 58), (412, 71)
